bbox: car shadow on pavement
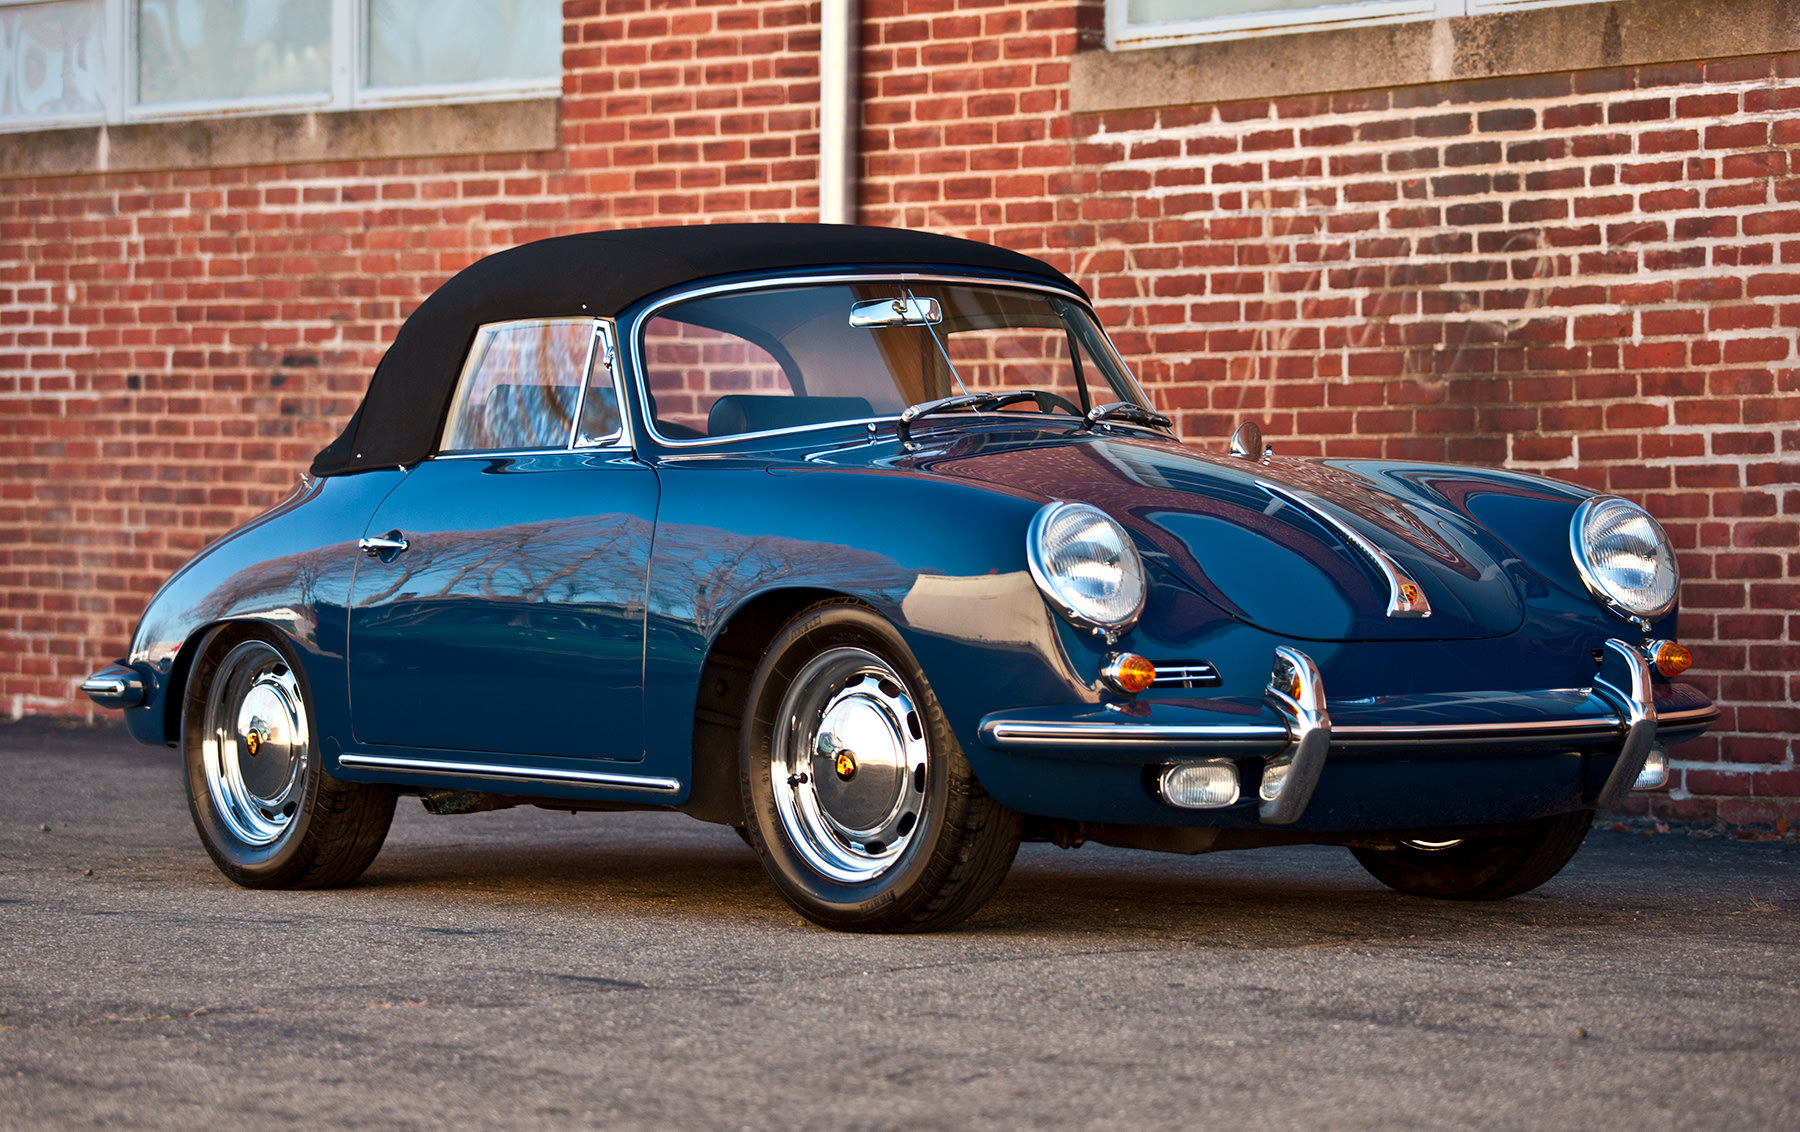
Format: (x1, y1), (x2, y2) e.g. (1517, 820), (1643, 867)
(338, 817), (1620, 949)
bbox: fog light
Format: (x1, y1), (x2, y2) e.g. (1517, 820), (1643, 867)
(1101, 652), (1157, 694)
(1645, 640), (1692, 678)
(1634, 743), (1670, 791)
(1259, 755), (1292, 802)
(1159, 761), (1239, 809)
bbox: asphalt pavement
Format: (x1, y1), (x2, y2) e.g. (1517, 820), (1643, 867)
(1, 719), (1795, 1130)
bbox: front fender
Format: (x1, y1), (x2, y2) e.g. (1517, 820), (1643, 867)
(1358, 462), (1679, 640)
(642, 461), (1097, 777)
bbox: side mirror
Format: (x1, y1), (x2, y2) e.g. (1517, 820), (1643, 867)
(1229, 419), (1263, 460)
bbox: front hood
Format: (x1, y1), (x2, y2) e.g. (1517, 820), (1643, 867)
(909, 429), (1526, 642)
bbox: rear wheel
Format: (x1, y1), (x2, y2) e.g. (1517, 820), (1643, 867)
(1350, 810), (1594, 900)
(183, 629), (395, 888)
(740, 602), (1021, 932)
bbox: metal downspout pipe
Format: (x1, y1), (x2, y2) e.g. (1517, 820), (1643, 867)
(819, 1), (860, 225)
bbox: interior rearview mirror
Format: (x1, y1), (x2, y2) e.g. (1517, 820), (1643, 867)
(849, 297), (942, 328)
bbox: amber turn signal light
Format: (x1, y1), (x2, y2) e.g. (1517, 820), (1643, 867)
(1646, 640), (1693, 678)
(1101, 652), (1157, 694)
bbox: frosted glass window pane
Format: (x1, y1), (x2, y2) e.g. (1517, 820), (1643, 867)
(136, 0), (329, 105)
(1128, 0), (1399, 19)
(368, 0), (559, 88)
(0, 1), (105, 122)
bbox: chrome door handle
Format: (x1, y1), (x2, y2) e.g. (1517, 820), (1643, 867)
(359, 531), (410, 558)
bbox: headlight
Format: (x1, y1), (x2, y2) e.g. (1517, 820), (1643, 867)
(1570, 496), (1679, 621)
(1026, 502), (1146, 635)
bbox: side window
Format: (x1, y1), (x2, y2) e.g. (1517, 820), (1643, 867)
(640, 315), (793, 439)
(440, 319), (596, 452)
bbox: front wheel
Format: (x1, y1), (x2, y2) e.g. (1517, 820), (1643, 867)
(1350, 810), (1594, 900)
(740, 602), (1022, 932)
(183, 629), (396, 889)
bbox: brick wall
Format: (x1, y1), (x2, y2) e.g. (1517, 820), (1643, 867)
(2, 0), (1794, 830)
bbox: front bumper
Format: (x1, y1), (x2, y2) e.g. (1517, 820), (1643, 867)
(975, 638), (1718, 832)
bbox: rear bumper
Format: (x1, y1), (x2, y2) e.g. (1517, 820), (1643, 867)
(80, 662), (146, 710)
(974, 638), (1718, 832)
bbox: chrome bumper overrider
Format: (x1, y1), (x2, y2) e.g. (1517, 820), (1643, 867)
(977, 638), (1719, 826)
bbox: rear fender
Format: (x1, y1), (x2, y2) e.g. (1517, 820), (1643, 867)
(121, 469), (405, 751)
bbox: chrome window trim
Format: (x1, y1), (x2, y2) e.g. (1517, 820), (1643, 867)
(429, 445), (635, 462)
(572, 319), (634, 451)
(435, 316), (633, 458)
(336, 753), (681, 794)
(624, 272), (1150, 450)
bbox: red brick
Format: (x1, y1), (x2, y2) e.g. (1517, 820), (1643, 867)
(4, 12), (1795, 824)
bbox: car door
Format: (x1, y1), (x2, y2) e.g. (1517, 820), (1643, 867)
(346, 318), (659, 761)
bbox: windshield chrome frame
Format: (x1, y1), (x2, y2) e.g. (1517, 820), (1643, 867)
(622, 272), (1154, 450)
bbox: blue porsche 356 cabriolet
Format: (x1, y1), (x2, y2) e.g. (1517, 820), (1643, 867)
(84, 224), (1715, 932)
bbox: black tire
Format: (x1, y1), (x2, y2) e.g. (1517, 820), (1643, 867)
(183, 627), (396, 889)
(1350, 810), (1594, 900)
(740, 601), (1022, 932)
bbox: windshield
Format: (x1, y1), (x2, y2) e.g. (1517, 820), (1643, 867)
(636, 281), (1152, 442)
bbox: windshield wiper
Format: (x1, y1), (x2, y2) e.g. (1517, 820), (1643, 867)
(896, 391), (1046, 444)
(1081, 401), (1173, 433)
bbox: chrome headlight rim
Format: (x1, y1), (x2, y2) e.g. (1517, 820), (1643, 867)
(1569, 495), (1680, 622)
(1025, 501), (1148, 637)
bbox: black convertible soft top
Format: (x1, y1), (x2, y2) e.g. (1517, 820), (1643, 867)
(310, 224), (1082, 476)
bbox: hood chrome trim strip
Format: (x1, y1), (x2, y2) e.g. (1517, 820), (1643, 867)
(1257, 480), (1433, 619)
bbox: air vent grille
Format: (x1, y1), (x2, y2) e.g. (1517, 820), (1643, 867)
(1150, 661), (1222, 689)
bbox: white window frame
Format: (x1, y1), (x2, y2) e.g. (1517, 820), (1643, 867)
(1, 0), (558, 133)
(1107, 0), (1601, 50)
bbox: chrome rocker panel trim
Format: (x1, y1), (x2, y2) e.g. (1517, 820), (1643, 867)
(335, 753), (683, 795)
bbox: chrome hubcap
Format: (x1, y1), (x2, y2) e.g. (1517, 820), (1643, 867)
(771, 647), (929, 883)
(201, 641), (308, 847)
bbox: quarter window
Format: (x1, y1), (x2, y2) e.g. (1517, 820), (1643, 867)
(440, 320), (612, 454)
